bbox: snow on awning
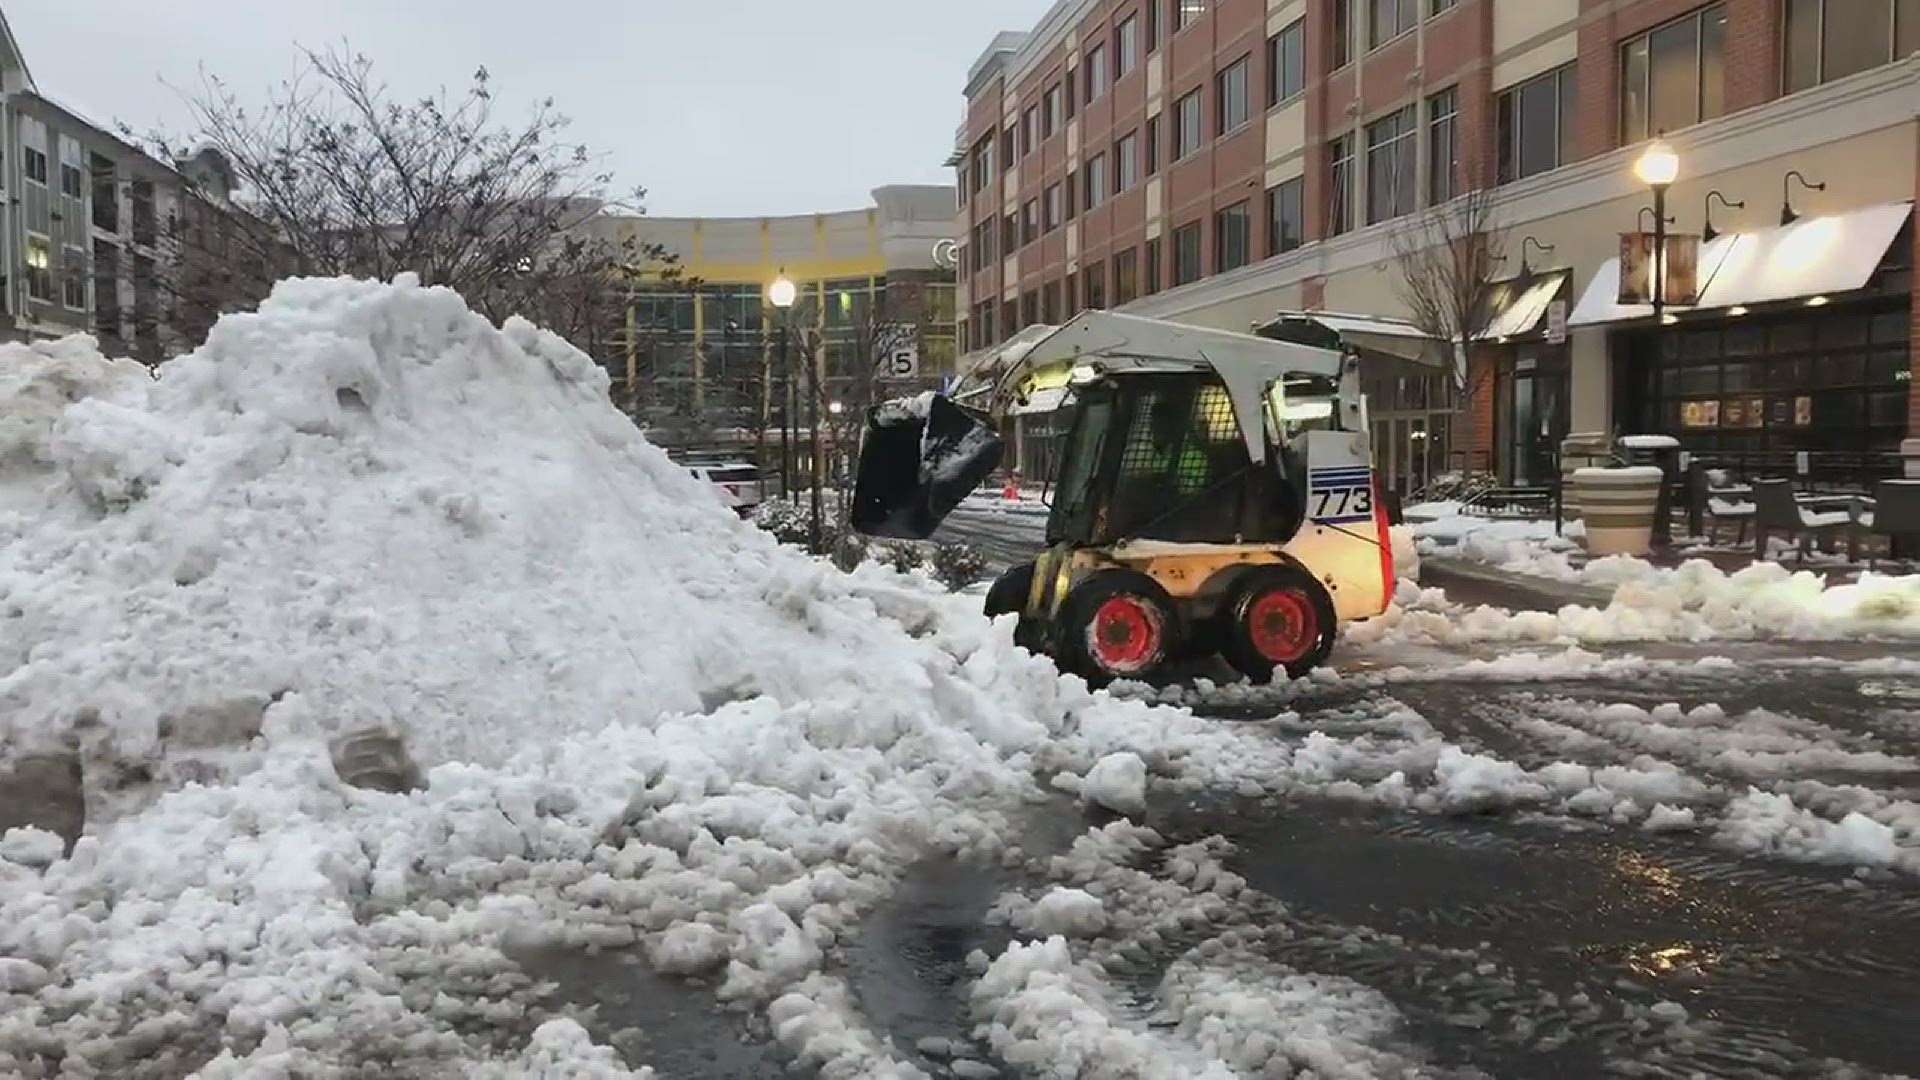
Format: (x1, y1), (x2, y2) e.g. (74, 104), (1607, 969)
(1569, 201), (1912, 327)
(1479, 272), (1569, 340)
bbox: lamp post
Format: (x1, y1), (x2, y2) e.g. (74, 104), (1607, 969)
(768, 272), (797, 503)
(1632, 138), (1680, 321)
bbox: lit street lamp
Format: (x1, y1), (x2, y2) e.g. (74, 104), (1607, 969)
(1633, 138), (1680, 321)
(769, 271), (796, 507)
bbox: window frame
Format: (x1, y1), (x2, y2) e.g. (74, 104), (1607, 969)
(1266, 178), (1304, 256)
(1782, 0), (1917, 95)
(1085, 43), (1108, 101)
(1426, 86), (1459, 206)
(1267, 20), (1306, 107)
(1116, 15), (1140, 76)
(1044, 184), (1064, 231)
(1217, 54), (1253, 135)
(1043, 85), (1063, 138)
(24, 236), (52, 301)
(1174, 0), (1206, 33)
(1365, 105), (1418, 225)
(1084, 152), (1109, 209)
(1173, 89), (1204, 161)
(1495, 63), (1578, 185)
(1619, 3), (1728, 145)
(1214, 200), (1253, 273)
(1368, 0), (1417, 51)
(1172, 220), (1204, 285)
(1328, 133), (1356, 236)
(1115, 130), (1140, 191)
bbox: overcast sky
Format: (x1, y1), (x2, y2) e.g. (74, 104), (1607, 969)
(9, 0), (1052, 217)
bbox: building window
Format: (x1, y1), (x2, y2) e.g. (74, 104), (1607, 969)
(1431, 0), (1457, 10)
(23, 147), (47, 185)
(1084, 261), (1108, 310)
(1004, 212), (1019, 253)
(1021, 292), (1038, 327)
(1042, 280), (1061, 323)
(1085, 44), (1107, 101)
(1427, 86), (1458, 205)
(1022, 107), (1039, 155)
(1328, 133), (1355, 236)
(1145, 236), (1163, 294)
(1267, 20), (1306, 106)
(1331, 0), (1354, 69)
(1621, 4), (1727, 144)
(1114, 247), (1139, 304)
(1496, 63), (1578, 184)
(1115, 131), (1139, 190)
(59, 163), (83, 199)
(1176, 0), (1206, 31)
(1116, 15), (1139, 76)
(61, 248), (86, 309)
(1782, 0), (1919, 94)
(1043, 85), (1063, 137)
(1067, 64), (1079, 119)
(1148, 0), (1164, 53)
(1174, 89), (1204, 160)
(25, 237), (51, 300)
(1366, 106), (1417, 224)
(1001, 126), (1016, 171)
(1173, 221), (1203, 285)
(1369, 0), (1416, 49)
(1066, 169), (1079, 220)
(1217, 55), (1252, 134)
(1215, 201), (1253, 272)
(1084, 154), (1109, 208)
(1145, 114), (1161, 175)
(1266, 178), (1304, 255)
(1044, 184), (1063, 230)
(1023, 199), (1040, 244)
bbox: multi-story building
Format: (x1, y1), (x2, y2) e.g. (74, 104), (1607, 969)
(0, 9), (186, 361)
(604, 185), (958, 445)
(955, 0), (1920, 493)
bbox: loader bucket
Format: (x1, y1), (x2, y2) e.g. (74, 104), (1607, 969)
(850, 393), (1005, 539)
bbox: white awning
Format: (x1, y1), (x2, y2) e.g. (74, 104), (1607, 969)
(1569, 201), (1912, 327)
(1481, 275), (1567, 340)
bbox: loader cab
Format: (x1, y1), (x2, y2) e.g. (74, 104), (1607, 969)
(1044, 373), (1309, 547)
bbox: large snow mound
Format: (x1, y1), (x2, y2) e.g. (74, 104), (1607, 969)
(0, 276), (1304, 1076)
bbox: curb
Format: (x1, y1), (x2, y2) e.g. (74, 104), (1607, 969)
(1417, 556), (1616, 612)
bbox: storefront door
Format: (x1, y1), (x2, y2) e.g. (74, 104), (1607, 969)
(1498, 350), (1569, 486)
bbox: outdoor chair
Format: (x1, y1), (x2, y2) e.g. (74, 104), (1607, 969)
(1861, 480), (1920, 567)
(1688, 466), (1753, 547)
(1751, 477), (1853, 561)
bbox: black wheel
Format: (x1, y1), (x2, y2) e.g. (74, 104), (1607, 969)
(983, 561), (1045, 651)
(1054, 568), (1181, 687)
(1215, 563), (1337, 683)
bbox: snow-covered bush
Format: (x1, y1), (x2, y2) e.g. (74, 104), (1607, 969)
(930, 541), (990, 591)
(879, 542), (924, 575)
(750, 497), (810, 545)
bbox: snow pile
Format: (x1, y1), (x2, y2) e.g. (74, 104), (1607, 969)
(0, 276), (1286, 1075)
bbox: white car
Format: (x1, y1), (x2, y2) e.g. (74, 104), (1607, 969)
(686, 462), (767, 515)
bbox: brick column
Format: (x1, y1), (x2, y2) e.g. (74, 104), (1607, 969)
(1467, 348), (1498, 475)
(1573, 12), (1619, 161)
(1722, 0), (1782, 114)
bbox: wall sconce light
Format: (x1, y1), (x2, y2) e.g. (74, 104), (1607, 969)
(1781, 170), (1826, 226)
(1702, 189), (1745, 243)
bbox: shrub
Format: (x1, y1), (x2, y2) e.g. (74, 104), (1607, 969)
(929, 541), (990, 591)
(880, 542), (924, 575)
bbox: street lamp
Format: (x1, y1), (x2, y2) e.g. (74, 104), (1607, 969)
(1633, 138), (1680, 321)
(769, 271), (796, 507)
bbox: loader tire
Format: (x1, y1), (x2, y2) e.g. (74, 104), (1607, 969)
(1055, 569), (1180, 688)
(1217, 563), (1337, 683)
(983, 561), (1044, 651)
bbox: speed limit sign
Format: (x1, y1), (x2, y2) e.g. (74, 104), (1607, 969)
(883, 344), (919, 378)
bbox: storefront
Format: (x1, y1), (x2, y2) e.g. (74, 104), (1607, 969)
(1483, 270), (1575, 487)
(1570, 201), (1914, 467)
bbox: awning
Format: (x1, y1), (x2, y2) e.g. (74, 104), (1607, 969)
(1260, 310), (1440, 364)
(1569, 201), (1912, 327)
(1480, 271), (1570, 340)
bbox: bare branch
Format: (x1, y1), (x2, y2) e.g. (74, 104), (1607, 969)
(1386, 187), (1509, 394)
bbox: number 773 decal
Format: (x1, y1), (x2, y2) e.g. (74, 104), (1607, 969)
(1305, 465), (1376, 525)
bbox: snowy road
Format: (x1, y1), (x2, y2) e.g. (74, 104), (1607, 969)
(434, 654), (1920, 1078)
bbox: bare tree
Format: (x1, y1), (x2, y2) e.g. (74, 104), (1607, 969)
(1386, 186), (1509, 396)
(133, 44), (680, 356)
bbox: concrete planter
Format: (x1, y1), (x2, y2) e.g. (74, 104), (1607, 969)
(1558, 432), (1614, 519)
(1572, 466), (1665, 556)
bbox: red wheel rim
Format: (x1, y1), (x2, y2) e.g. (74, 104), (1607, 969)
(1247, 588), (1316, 663)
(1087, 595), (1162, 673)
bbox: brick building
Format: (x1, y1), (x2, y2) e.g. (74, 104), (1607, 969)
(953, 0), (1920, 495)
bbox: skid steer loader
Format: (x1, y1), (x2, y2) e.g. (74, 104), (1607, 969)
(849, 310), (1394, 686)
